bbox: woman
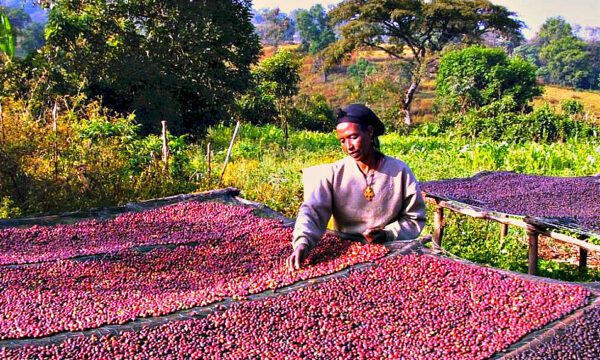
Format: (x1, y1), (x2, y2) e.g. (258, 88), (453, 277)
(287, 104), (426, 270)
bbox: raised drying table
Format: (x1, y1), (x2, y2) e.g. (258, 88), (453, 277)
(421, 171), (600, 275)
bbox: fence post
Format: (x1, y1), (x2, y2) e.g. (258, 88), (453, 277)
(219, 120), (241, 187)
(161, 120), (169, 173)
(206, 142), (212, 187)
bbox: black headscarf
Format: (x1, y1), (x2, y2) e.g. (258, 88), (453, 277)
(335, 104), (385, 136)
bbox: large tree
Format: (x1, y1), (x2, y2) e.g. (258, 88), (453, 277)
(42, 0), (261, 135)
(328, 0), (523, 125)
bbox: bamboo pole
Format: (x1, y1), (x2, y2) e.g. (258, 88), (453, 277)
(161, 121), (169, 173)
(219, 120), (241, 187)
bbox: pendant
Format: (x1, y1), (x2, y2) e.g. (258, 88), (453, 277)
(363, 185), (375, 201)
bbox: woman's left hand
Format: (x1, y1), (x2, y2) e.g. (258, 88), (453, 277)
(362, 227), (387, 244)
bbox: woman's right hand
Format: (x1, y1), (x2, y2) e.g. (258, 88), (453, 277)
(287, 243), (309, 271)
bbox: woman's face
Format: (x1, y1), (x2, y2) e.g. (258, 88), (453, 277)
(336, 122), (374, 162)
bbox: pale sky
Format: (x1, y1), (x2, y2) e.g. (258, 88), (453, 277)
(252, 0), (600, 39)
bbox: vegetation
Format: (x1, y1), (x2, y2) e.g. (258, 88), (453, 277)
(0, 12), (15, 58)
(436, 46), (542, 113)
(327, 0), (522, 125)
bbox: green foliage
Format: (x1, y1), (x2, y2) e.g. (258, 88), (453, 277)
(436, 46), (541, 113)
(288, 94), (335, 132)
(295, 4), (335, 55)
(522, 17), (596, 89)
(0, 12), (15, 58)
(561, 99), (584, 116)
(447, 100), (597, 143)
(249, 49), (302, 136)
(43, 0), (261, 135)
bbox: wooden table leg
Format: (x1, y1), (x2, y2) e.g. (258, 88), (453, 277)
(433, 206), (444, 251)
(527, 230), (539, 275)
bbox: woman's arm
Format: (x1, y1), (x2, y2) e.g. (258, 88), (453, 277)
(383, 166), (426, 241)
(292, 164), (334, 251)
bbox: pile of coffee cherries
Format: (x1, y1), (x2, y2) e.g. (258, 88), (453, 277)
(0, 201), (274, 264)
(423, 172), (600, 232)
(2, 255), (589, 359)
(0, 201), (387, 339)
(508, 305), (600, 359)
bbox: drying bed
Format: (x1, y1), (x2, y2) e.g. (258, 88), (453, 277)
(2, 254), (590, 359)
(422, 171), (600, 233)
(0, 205), (386, 339)
(0, 201), (280, 265)
(507, 305), (600, 359)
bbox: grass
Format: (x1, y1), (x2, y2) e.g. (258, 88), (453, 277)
(534, 85), (600, 122)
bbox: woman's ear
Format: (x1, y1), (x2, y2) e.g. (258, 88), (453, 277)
(367, 125), (375, 139)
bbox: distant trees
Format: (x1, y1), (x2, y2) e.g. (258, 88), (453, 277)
(515, 17), (598, 89)
(253, 8), (294, 47)
(436, 46), (541, 113)
(327, 0), (523, 125)
(295, 4), (335, 55)
(42, 0), (261, 135)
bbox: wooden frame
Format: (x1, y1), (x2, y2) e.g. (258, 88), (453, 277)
(423, 193), (600, 275)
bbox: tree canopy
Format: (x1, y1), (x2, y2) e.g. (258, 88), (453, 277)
(436, 46), (541, 113)
(328, 0), (523, 125)
(296, 4), (336, 55)
(43, 0), (261, 135)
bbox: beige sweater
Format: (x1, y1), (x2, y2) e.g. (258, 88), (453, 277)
(292, 155), (426, 250)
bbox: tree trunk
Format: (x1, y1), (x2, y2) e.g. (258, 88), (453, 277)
(402, 80), (420, 126)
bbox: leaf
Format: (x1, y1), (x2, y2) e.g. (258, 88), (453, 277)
(0, 13), (16, 58)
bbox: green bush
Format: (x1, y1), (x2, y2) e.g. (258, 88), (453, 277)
(436, 46), (542, 113)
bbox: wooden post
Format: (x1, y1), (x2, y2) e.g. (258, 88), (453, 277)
(579, 247), (588, 273)
(0, 102), (4, 143)
(500, 221), (508, 246)
(527, 230), (539, 275)
(206, 142), (212, 187)
(219, 120), (241, 187)
(52, 100), (58, 177)
(161, 121), (169, 173)
(433, 205), (444, 251)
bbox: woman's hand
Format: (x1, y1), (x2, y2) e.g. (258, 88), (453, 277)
(362, 227), (387, 244)
(287, 243), (310, 271)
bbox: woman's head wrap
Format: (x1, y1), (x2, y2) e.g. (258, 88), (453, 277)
(335, 104), (385, 136)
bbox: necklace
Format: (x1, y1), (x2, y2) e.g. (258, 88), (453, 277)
(361, 155), (383, 201)
(363, 169), (376, 201)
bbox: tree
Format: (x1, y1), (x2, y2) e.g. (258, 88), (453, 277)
(254, 8), (294, 48)
(328, 0), (522, 125)
(296, 4), (336, 55)
(436, 46), (542, 113)
(43, 0), (261, 135)
(252, 49), (301, 139)
(0, 12), (15, 58)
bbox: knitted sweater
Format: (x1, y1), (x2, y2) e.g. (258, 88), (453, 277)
(292, 155), (426, 250)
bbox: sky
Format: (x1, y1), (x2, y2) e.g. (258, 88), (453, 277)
(252, 0), (600, 39)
